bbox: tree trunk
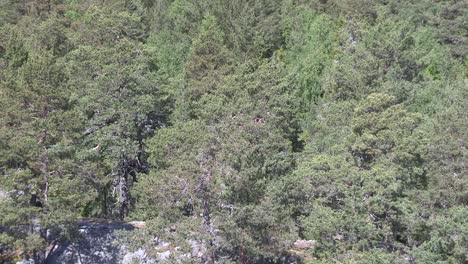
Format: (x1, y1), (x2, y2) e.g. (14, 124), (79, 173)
(118, 155), (130, 221)
(39, 129), (49, 204)
(118, 174), (128, 221)
(200, 164), (215, 264)
(40, 153), (49, 203)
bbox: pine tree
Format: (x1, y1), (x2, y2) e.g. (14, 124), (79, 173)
(61, 6), (160, 220)
(181, 15), (233, 118)
(0, 15), (82, 261)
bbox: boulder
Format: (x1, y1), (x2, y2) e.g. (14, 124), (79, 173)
(293, 240), (316, 250)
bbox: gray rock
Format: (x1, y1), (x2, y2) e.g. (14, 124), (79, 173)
(122, 248), (156, 264)
(15, 259), (35, 264)
(38, 219), (207, 263)
(16, 259), (35, 264)
(45, 221), (137, 264)
(293, 239), (316, 250)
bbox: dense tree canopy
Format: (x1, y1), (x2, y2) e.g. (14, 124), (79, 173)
(0, 0), (466, 263)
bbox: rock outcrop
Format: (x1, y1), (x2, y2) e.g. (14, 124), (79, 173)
(45, 219), (139, 264)
(41, 219), (199, 263)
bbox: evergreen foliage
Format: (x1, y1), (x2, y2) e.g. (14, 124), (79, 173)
(0, 0), (466, 263)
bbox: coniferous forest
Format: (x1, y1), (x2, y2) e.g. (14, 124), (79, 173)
(0, 0), (467, 263)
